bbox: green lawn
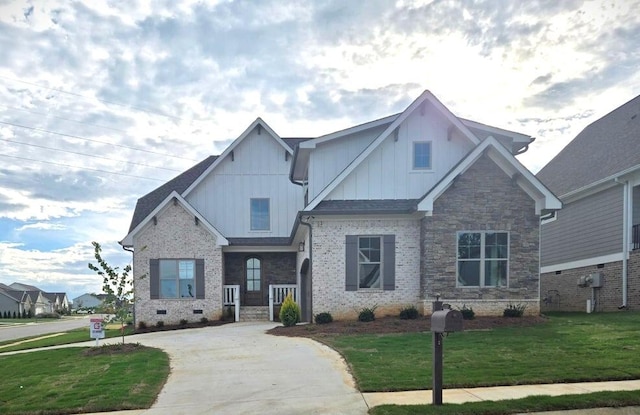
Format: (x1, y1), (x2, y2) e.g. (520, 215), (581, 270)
(0, 345), (169, 414)
(0, 326), (135, 352)
(370, 390), (640, 415)
(322, 312), (640, 392)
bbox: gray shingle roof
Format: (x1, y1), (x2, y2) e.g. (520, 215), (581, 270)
(128, 156), (218, 233)
(312, 199), (419, 215)
(537, 94), (640, 196)
(282, 137), (313, 150)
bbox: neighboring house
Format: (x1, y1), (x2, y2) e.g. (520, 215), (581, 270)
(537, 94), (640, 312)
(121, 90), (560, 325)
(0, 289), (32, 316)
(72, 293), (106, 309)
(4, 282), (69, 315)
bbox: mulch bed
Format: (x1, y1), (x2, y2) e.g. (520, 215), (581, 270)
(135, 319), (232, 334)
(268, 315), (549, 338)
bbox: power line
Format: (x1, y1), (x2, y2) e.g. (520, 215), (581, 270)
(0, 153), (167, 182)
(0, 119), (199, 162)
(0, 138), (183, 173)
(0, 104), (128, 134)
(0, 75), (185, 122)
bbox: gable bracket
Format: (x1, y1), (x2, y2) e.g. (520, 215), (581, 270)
(447, 125), (455, 141)
(152, 216), (157, 226)
(394, 128), (399, 142)
(420, 102), (426, 116)
(511, 172), (521, 185)
(285, 150), (289, 161)
(195, 216), (199, 226)
(173, 197), (178, 206)
(258, 124), (262, 135)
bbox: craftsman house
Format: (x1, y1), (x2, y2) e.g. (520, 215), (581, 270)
(537, 94), (640, 312)
(121, 90), (561, 325)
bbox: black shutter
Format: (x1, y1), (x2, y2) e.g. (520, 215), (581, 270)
(149, 259), (159, 299)
(383, 235), (396, 291)
(195, 259), (205, 299)
(345, 235), (358, 291)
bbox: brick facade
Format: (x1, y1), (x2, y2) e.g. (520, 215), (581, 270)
(421, 156), (541, 316)
(541, 249), (640, 312)
(311, 217), (422, 320)
(133, 202), (224, 325)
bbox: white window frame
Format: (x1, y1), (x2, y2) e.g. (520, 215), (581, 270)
(358, 236), (383, 290)
(159, 259), (196, 299)
(250, 198), (270, 231)
(412, 140), (433, 171)
(456, 231), (509, 288)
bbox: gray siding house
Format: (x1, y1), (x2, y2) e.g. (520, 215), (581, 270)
(121, 90), (560, 325)
(537, 94), (640, 312)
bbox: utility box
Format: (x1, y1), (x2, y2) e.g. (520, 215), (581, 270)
(431, 309), (464, 333)
(589, 273), (603, 288)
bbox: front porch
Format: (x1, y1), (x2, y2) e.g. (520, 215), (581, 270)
(223, 284), (298, 322)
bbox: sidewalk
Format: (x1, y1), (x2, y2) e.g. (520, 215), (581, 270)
(363, 379), (640, 407)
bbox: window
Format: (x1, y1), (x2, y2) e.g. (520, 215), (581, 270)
(358, 237), (381, 289)
(246, 257), (261, 291)
(413, 141), (432, 170)
(250, 198), (270, 230)
(457, 232), (508, 287)
(159, 259), (195, 298)
(345, 235), (395, 291)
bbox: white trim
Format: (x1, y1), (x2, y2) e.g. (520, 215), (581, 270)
(540, 252), (623, 274)
(120, 191), (228, 246)
(460, 118), (532, 143)
(558, 163), (640, 202)
(183, 118), (291, 197)
(540, 211), (557, 225)
(305, 90), (480, 211)
(298, 114), (399, 149)
(417, 136), (562, 215)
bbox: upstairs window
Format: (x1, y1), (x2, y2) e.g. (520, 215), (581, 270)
(413, 141), (432, 170)
(250, 198), (270, 231)
(457, 232), (509, 287)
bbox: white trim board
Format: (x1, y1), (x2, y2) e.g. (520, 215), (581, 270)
(540, 253), (623, 274)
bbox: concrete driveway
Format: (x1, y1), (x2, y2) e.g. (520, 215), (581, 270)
(104, 322), (368, 415)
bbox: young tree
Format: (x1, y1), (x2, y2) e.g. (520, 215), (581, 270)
(88, 241), (132, 344)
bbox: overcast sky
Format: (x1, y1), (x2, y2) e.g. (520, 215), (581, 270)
(1, 0), (639, 302)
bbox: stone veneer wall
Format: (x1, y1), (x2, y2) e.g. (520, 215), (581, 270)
(421, 156), (541, 316)
(133, 202), (223, 325)
(541, 249), (640, 312)
(311, 217), (421, 320)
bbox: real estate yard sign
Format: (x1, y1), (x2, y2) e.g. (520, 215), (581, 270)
(90, 318), (104, 346)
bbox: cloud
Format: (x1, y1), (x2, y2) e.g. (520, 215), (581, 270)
(16, 222), (67, 232)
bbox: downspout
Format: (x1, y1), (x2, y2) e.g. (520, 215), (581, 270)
(614, 178), (629, 308)
(298, 213), (313, 322)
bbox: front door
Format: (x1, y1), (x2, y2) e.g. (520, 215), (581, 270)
(244, 257), (265, 306)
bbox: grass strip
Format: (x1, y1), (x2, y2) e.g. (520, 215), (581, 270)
(0, 345), (169, 414)
(0, 326), (135, 352)
(369, 390), (640, 414)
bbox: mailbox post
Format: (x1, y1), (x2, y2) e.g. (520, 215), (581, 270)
(430, 303), (463, 405)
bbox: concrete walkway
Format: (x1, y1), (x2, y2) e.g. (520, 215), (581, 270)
(2, 322), (639, 414)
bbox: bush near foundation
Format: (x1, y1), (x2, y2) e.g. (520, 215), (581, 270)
(358, 306), (377, 322)
(314, 312), (333, 324)
(399, 305), (419, 320)
(279, 293), (300, 327)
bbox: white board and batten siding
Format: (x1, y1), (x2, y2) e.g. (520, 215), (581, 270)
(326, 105), (474, 200)
(187, 128), (304, 237)
(307, 125), (387, 201)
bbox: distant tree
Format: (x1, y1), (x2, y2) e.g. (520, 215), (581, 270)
(88, 241), (133, 344)
(13, 311), (16, 319)
(22, 309), (26, 319)
(27, 310), (32, 318)
(2, 311), (6, 318)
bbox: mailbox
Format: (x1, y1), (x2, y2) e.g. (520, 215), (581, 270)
(430, 309), (463, 333)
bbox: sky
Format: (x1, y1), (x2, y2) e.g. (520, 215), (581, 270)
(0, 0), (639, 302)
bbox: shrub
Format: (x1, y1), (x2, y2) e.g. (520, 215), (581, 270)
(200, 317), (209, 324)
(13, 311), (17, 319)
(279, 292), (301, 327)
(156, 320), (165, 328)
(138, 321), (147, 329)
(27, 310), (32, 318)
(358, 306), (377, 322)
(503, 303), (526, 318)
(179, 319), (188, 326)
(399, 305), (419, 320)
(314, 312), (333, 324)
(22, 309), (26, 319)
(460, 305), (475, 320)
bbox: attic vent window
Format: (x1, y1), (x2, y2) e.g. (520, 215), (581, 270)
(413, 141), (432, 170)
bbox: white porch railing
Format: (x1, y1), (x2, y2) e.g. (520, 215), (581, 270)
(269, 284), (298, 321)
(223, 285), (240, 322)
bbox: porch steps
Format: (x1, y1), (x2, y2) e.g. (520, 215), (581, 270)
(239, 306), (270, 322)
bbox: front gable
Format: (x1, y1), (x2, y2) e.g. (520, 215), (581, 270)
(185, 119), (304, 238)
(305, 90), (480, 210)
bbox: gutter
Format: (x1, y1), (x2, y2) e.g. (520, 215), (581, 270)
(614, 178), (630, 308)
